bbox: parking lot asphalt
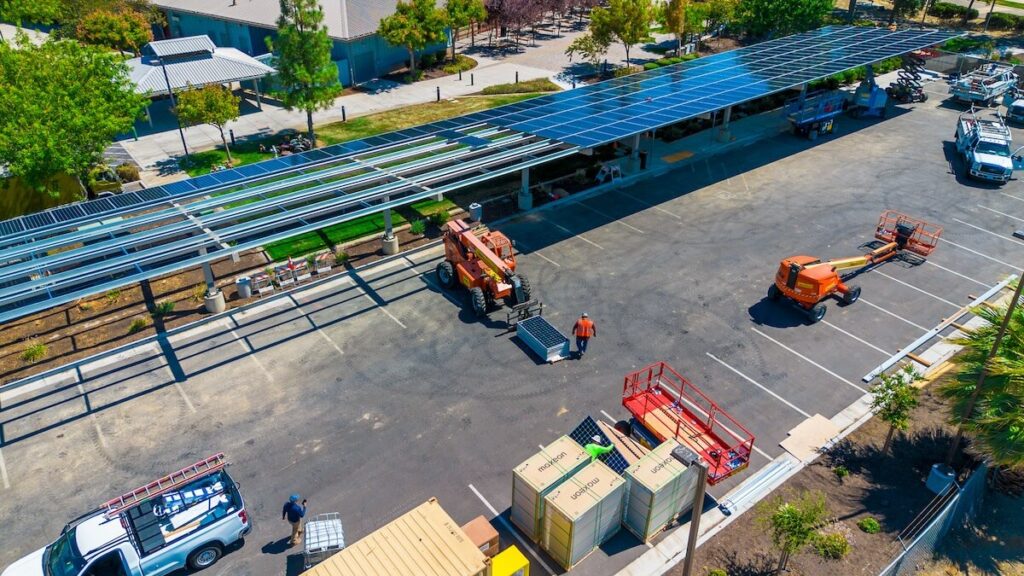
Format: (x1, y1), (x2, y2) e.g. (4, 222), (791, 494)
(2, 82), (1023, 576)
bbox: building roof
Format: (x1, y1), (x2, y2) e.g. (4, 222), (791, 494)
(152, 0), (417, 40)
(128, 36), (275, 96)
(146, 35), (216, 58)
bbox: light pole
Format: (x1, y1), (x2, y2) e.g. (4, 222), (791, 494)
(674, 446), (709, 576)
(158, 55), (190, 161)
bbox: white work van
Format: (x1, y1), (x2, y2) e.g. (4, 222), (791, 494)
(2, 454), (250, 576)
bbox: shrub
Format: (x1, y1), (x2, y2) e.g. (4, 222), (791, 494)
(190, 283), (207, 304)
(834, 465), (850, 481)
(409, 219), (426, 235)
(442, 54), (476, 74)
(481, 78), (560, 94)
(707, 570), (728, 576)
(813, 533), (851, 559)
(643, 62), (660, 70)
(430, 210), (450, 226)
(115, 162), (140, 182)
(987, 12), (1019, 30)
(929, 1), (978, 20)
(403, 70), (424, 83)
(128, 317), (148, 334)
(335, 250), (349, 263)
(420, 53), (436, 69)
(105, 288), (121, 303)
(943, 36), (995, 54)
(151, 300), (175, 317)
(21, 340), (47, 363)
(857, 517), (882, 533)
(613, 65), (642, 77)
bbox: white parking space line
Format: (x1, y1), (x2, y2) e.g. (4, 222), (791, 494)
(873, 270), (961, 308)
(1001, 192), (1024, 203)
(553, 223), (605, 250)
(706, 352), (811, 418)
(821, 321), (890, 356)
(163, 369), (198, 414)
(0, 448), (10, 489)
(468, 484), (555, 576)
(859, 298), (930, 331)
(575, 202), (645, 234)
(289, 295), (346, 354)
(230, 329), (275, 381)
(79, 384), (111, 451)
(600, 409), (617, 424)
(942, 238), (1024, 272)
(751, 327), (868, 393)
(513, 240), (561, 267)
(360, 292), (407, 328)
(613, 190), (682, 219)
(953, 218), (1024, 247)
(926, 260), (989, 288)
(978, 204), (1024, 223)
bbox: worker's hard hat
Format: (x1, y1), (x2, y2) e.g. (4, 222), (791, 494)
(591, 435), (602, 443)
(582, 312), (589, 318)
(289, 493), (301, 502)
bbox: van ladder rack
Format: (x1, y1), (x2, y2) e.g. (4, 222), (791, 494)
(102, 453), (228, 518)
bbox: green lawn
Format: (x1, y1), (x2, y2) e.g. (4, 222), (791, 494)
(409, 197), (456, 219)
(182, 147), (274, 177)
(263, 211), (408, 261)
(480, 78), (561, 95)
(997, 0), (1024, 10)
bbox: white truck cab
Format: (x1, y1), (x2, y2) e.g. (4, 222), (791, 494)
(2, 454), (250, 576)
(955, 109), (1015, 183)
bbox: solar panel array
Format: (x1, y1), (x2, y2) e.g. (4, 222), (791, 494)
(485, 26), (959, 148)
(570, 416), (631, 475)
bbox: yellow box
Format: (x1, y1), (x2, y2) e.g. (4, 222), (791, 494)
(492, 546), (530, 576)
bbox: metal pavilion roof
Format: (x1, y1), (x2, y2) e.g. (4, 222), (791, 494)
(128, 36), (275, 96)
(0, 26), (959, 324)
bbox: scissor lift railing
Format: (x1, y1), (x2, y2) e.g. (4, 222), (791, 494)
(622, 362), (755, 484)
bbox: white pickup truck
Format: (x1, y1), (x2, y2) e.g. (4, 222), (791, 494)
(955, 109), (1015, 183)
(2, 454), (250, 576)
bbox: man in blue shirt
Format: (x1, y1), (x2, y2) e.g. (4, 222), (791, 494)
(282, 493), (307, 546)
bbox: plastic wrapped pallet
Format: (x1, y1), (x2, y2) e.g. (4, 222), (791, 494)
(623, 439), (701, 543)
(511, 435), (590, 541)
(542, 459), (626, 570)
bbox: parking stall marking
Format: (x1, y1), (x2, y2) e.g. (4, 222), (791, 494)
(552, 223), (605, 250)
(859, 297), (930, 331)
(467, 484), (555, 576)
(600, 409), (617, 424)
(942, 238), (1024, 272)
(612, 190), (682, 219)
(401, 261), (465, 307)
(751, 327), (868, 393)
(705, 352), (811, 418)
(953, 218), (1024, 247)
(873, 270), (961, 308)
(926, 260), (989, 288)
(228, 326), (275, 382)
(575, 202), (646, 234)
(1001, 191), (1024, 203)
(819, 321), (890, 356)
(163, 368), (198, 414)
(977, 204), (1024, 223)
(511, 239), (561, 268)
(286, 295), (346, 355)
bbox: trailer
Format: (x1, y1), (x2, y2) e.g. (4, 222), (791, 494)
(786, 90), (847, 139)
(621, 362), (755, 485)
(950, 62), (1018, 106)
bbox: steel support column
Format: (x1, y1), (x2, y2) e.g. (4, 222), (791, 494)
(518, 167), (532, 210)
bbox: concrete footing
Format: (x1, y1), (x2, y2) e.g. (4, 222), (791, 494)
(382, 235), (400, 255)
(204, 289), (226, 314)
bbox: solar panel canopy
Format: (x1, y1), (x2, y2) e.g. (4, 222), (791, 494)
(486, 25), (960, 148)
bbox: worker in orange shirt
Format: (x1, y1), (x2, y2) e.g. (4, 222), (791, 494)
(572, 312), (596, 359)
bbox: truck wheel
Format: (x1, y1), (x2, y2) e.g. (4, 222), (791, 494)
(807, 303), (827, 324)
(767, 284), (781, 301)
(842, 285), (861, 305)
(469, 287), (487, 317)
(436, 261), (455, 289)
(187, 543), (223, 571)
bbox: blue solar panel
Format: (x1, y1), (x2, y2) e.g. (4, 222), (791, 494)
(233, 163), (269, 178)
(162, 180), (197, 195)
(137, 188), (169, 202)
(189, 174), (220, 189)
(0, 219), (24, 236)
(80, 198), (114, 215)
(569, 416), (631, 475)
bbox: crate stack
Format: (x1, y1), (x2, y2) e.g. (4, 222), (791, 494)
(511, 436), (590, 542)
(542, 459), (626, 570)
(622, 439), (701, 543)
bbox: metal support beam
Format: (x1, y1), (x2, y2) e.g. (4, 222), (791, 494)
(631, 133), (641, 160)
(518, 167), (532, 210)
(198, 247), (216, 291)
(717, 106), (734, 143)
(253, 78), (263, 111)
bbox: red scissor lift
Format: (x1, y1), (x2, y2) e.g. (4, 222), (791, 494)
(622, 362), (755, 485)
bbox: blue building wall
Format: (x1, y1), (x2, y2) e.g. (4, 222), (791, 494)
(161, 10), (443, 86)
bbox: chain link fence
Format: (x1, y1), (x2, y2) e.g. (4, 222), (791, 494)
(877, 465), (988, 576)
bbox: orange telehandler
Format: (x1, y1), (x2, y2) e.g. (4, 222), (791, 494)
(436, 218), (533, 316)
(768, 211), (942, 323)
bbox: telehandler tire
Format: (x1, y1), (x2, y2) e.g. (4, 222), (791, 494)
(436, 261), (456, 288)
(470, 287), (487, 317)
(516, 273), (532, 304)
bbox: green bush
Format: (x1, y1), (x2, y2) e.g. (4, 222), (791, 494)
(20, 340), (47, 363)
(115, 162), (140, 182)
(929, 1), (978, 19)
(481, 78), (560, 94)
(335, 250), (349, 263)
(987, 12), (1019, 30)
(403, 70), (424, 83)
(128, 317), (148, 334)
(151, 300), (175, 318)
(420, 53), (436, 69)
(857, 517), (882, 534)
(707, 570), (728, 576)
(813, 533), (851, 560)
(833, 465), (850, 481)
(430, 210), (450, 226)
(943, 36), (995, 54)
(409, 219), (426, 235)
(643, 62), (660, 70)
(442, 54), (476, 74)
(613, 66), (642, 77)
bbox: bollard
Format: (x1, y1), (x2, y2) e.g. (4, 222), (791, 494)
(572, 78), (576, 89)
(342, 105), (347, 122)
(436, 86), (441, 102)
(471, 73), (474, 86)
(459, 69), (462, 81)
(515, 70), (519, 84)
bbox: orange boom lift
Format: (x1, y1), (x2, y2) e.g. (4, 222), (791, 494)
(768, 211), (942, 323)
(436, 218), (533, 316)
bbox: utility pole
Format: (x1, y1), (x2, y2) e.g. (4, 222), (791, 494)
(674, 447), (709, 576)
(945, 277), (1024, 466)
(158, 56), (190, 161)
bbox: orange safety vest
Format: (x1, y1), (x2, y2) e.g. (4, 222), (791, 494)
(573, 318), (595, 338)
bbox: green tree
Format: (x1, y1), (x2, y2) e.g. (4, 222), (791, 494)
(268, 0), (342, 146)
(379, 0), (448, 74)
(0, 37), (146, 194)
(940, 283), (1024, 471)
(870, 364), (922, 455)
(174, 84), (241, 164)
(889, 0), (924, 23)
(444, 0), (487, 61)
(564, 32), (611, 69)
(758, 491), (829, 574)
(704, 0), (738, 38)
(591, 0), (656, 68)
(659, 0), (689, 56)
(54, 0), (164, 41)
(0, 0), (59, 41)
(736, 0), (833, 38)
(76, 9), (152, 54)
